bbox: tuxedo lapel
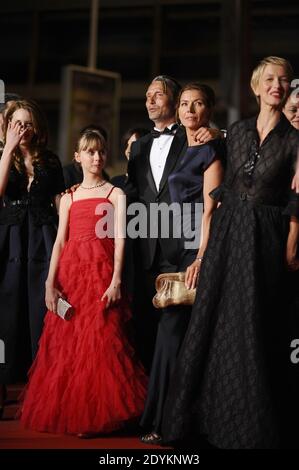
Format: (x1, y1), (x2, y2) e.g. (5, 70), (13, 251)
(158, 127), (187, 195)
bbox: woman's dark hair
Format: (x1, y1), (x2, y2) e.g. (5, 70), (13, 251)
(176, 82), (216, 124)
(178, 82), (216, 109)
(121, 127), (149, 155)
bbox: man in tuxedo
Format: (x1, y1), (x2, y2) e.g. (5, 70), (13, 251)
(125, 75), (218, 443)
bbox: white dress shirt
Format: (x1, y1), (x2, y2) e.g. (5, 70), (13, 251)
(149, 124), (177, 191)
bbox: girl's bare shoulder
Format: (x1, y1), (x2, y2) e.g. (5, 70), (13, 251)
(60, 192), (72, 207)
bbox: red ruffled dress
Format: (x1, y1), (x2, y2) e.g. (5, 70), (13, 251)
(20, 194), (147, 434)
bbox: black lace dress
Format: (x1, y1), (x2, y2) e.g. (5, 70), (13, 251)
(0, 151), (65, 383)
(162, 114), (299, 449)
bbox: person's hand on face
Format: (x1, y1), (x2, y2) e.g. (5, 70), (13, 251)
(6, 108), (35, 150)
(5, 119), (28, 151)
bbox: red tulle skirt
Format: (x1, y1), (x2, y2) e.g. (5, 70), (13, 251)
(20, 199), (147, 434)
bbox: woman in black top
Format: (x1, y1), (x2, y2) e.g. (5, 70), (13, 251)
(0, 100), (65, 415)
(162, 56), (299, 449)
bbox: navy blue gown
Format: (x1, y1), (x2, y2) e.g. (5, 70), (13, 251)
(168, 140), (224, 269)
(140, 140), (224, 435)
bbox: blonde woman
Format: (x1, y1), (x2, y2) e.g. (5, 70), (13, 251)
(162, 57), (299, 449)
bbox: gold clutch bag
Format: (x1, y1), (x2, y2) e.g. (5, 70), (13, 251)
(152, 272), (196, 309)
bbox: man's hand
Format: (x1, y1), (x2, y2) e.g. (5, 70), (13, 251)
(5, 120), (28, 151)
(61, 184), (80, 196)
(191, 127), (223, 146)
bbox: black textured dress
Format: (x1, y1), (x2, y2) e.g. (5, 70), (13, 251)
(0, 151), (65, 383)
(162, 115), (299, 449)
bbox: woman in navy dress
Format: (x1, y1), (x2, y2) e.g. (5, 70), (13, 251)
(167, 84), (225, 279)
(140, 83), (224, 444)
(0, 100), (65, 416)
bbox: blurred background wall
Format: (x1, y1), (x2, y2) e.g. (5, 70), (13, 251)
(0, 0), (298, 174)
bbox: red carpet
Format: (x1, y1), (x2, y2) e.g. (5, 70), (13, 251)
(0, 385), (166, 450)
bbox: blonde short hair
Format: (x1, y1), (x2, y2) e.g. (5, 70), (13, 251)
(250, 56), (293, 102)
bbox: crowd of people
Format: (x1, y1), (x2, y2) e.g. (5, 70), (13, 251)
(0, 55), (299, 448)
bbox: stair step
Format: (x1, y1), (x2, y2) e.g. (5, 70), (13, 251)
(2, 403), (19, 420)
(1, 384), (24, 421)
(5, 384), (24, 401)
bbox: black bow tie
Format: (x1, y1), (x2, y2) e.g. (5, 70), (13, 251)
(151, 124), (178, 138)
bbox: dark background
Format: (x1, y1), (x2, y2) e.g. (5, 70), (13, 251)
(0, 0), (298, 173)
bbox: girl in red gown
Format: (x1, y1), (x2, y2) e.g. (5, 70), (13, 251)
(19, 129), (147, 436)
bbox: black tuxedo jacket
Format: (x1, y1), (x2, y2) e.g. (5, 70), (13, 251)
(125, 126), (187, 269)
(63, 163), (83, 189)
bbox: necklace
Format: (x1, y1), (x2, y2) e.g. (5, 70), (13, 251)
(80, 180), (107, 190)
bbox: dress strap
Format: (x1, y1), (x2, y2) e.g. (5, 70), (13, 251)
(106, 186), (115, 200)
(70, 191), (74, 203)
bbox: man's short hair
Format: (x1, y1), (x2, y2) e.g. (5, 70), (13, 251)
(152, 75), (182, 105)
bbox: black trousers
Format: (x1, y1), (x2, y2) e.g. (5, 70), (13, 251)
(139, 242), (196, 433)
